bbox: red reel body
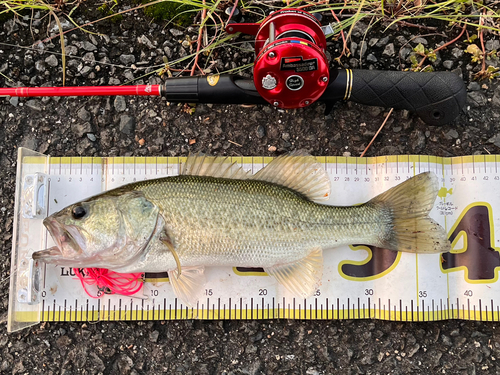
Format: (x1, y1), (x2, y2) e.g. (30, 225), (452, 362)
(227, 9), (329, 109)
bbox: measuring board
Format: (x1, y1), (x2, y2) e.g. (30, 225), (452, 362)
(8, 148), (500, 332)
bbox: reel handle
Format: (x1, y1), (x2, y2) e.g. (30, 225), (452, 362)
(342, 70), (466, 126)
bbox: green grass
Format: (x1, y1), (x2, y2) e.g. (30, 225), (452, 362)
(1, 0), (500, 80)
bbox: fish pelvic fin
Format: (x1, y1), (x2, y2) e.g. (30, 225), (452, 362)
(265, 247), (323, 298)
(368, 172), (450, 254)
(169, 266), (206, 307)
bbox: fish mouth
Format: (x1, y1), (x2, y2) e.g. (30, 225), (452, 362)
(33, 217), (85, 264)
(32, 246), (63, 261)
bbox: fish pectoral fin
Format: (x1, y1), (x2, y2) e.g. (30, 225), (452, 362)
(169, 266), (206, 307)
(160, 234), (182, 276)
(264, 247), (323, 298)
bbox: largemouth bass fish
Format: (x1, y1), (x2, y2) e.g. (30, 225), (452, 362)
(33, 153), (450, 305)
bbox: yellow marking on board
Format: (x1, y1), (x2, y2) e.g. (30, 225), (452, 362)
(232, 267), (268, 277)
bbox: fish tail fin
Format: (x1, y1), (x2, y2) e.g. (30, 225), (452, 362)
(368, 172), (450, 254)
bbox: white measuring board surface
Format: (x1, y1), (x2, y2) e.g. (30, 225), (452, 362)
(8, 148), (500, 332)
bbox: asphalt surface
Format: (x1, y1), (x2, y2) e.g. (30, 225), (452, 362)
(1, 3), (500, 374)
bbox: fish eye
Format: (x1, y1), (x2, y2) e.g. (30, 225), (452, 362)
(71, 205), (87, 219)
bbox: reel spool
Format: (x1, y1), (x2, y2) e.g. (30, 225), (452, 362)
(227, 9), (330, 109)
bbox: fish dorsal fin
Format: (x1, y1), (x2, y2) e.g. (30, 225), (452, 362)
(253, 152), (331, 201)
(181, 154), (251, 180)
(169, 266), (206, 307)
(264, 247), (323, 298)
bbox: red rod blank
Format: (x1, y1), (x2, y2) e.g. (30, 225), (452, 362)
(0, 85), (162, 97)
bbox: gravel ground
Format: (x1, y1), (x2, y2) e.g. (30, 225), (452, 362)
(1, 3), (500, 374)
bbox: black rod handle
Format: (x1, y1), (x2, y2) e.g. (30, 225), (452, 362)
(344, 70), (466, 126)
(163, 75), (267, 105)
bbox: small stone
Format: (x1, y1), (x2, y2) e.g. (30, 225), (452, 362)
(72, 122), (92, 138)
(468, 82), (481, 91)
(35, 60), (45, 72)
(80, 66), (92, 77)
(268, 145), (277, 152)
(56, 335), (72, 347)
(45, 54), (58, 67)
(138, 35), (155, 49)
(382, 43), (395, 57)
(445, 129), (459, 139)
(120, 54), (136, 65)
(9, 97), (19, 107)
(164, 46), (172, 59)
(492, 89), (500, 108)
(77, 107), (91, 122)
(119, 115), (135, 135)
(376, 36), (390, 47)
(358, 41), (367, 58)
(26, 99), (42, 111)
(82, 41), (97, 51)
(443, 60), (454, 70)
(413, 37), (428, 45)
(410, 130), (426, 152)
(366, 54), (378, 63)
(350, 42), (358, 55)
(4, 19), (19, 35)
(149, 330), (159, 342)
(83, 52), (95, 64)
(368, 106), (382, 117)
(282, 132), (290, 141)
(115, 354), (134, 373)
(369, 38), (379, 47)
(114, 96), (127, 112)
(468, 91), (488, 107)
(485, 39), (500, 52)
(169, 28), (184, 37)
(87, 133), (97, 142)
(451, 48), (464, 59)
(256, 125), (266, 138)
(395, 36), (407, 46)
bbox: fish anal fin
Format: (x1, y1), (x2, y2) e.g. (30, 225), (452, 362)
(264, 247), (323, 298)
(253, 151), (331, 202)
(169, 266), (206, 307)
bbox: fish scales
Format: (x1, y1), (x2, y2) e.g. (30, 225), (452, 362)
(132, 175), (389, 267)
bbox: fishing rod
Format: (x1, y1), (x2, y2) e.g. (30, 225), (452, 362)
(0, 8), (466, 126)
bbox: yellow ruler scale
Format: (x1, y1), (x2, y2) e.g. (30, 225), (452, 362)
(7, 148), (500, 332)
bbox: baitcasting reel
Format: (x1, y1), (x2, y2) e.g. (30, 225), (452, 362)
(226, 9), (330, 109)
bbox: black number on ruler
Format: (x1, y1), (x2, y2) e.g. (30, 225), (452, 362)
(395, 176), (401, 181)
(151, 290), (158, 296)
(419, 291), (427, 298)
(259, 289), (267, 296)
(41, 291), (46, 297)
(314, 289), (321, 296)
(364, 289), (374, 295)
(464, 290), (473, 297)
(205, 289), (213, 296)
